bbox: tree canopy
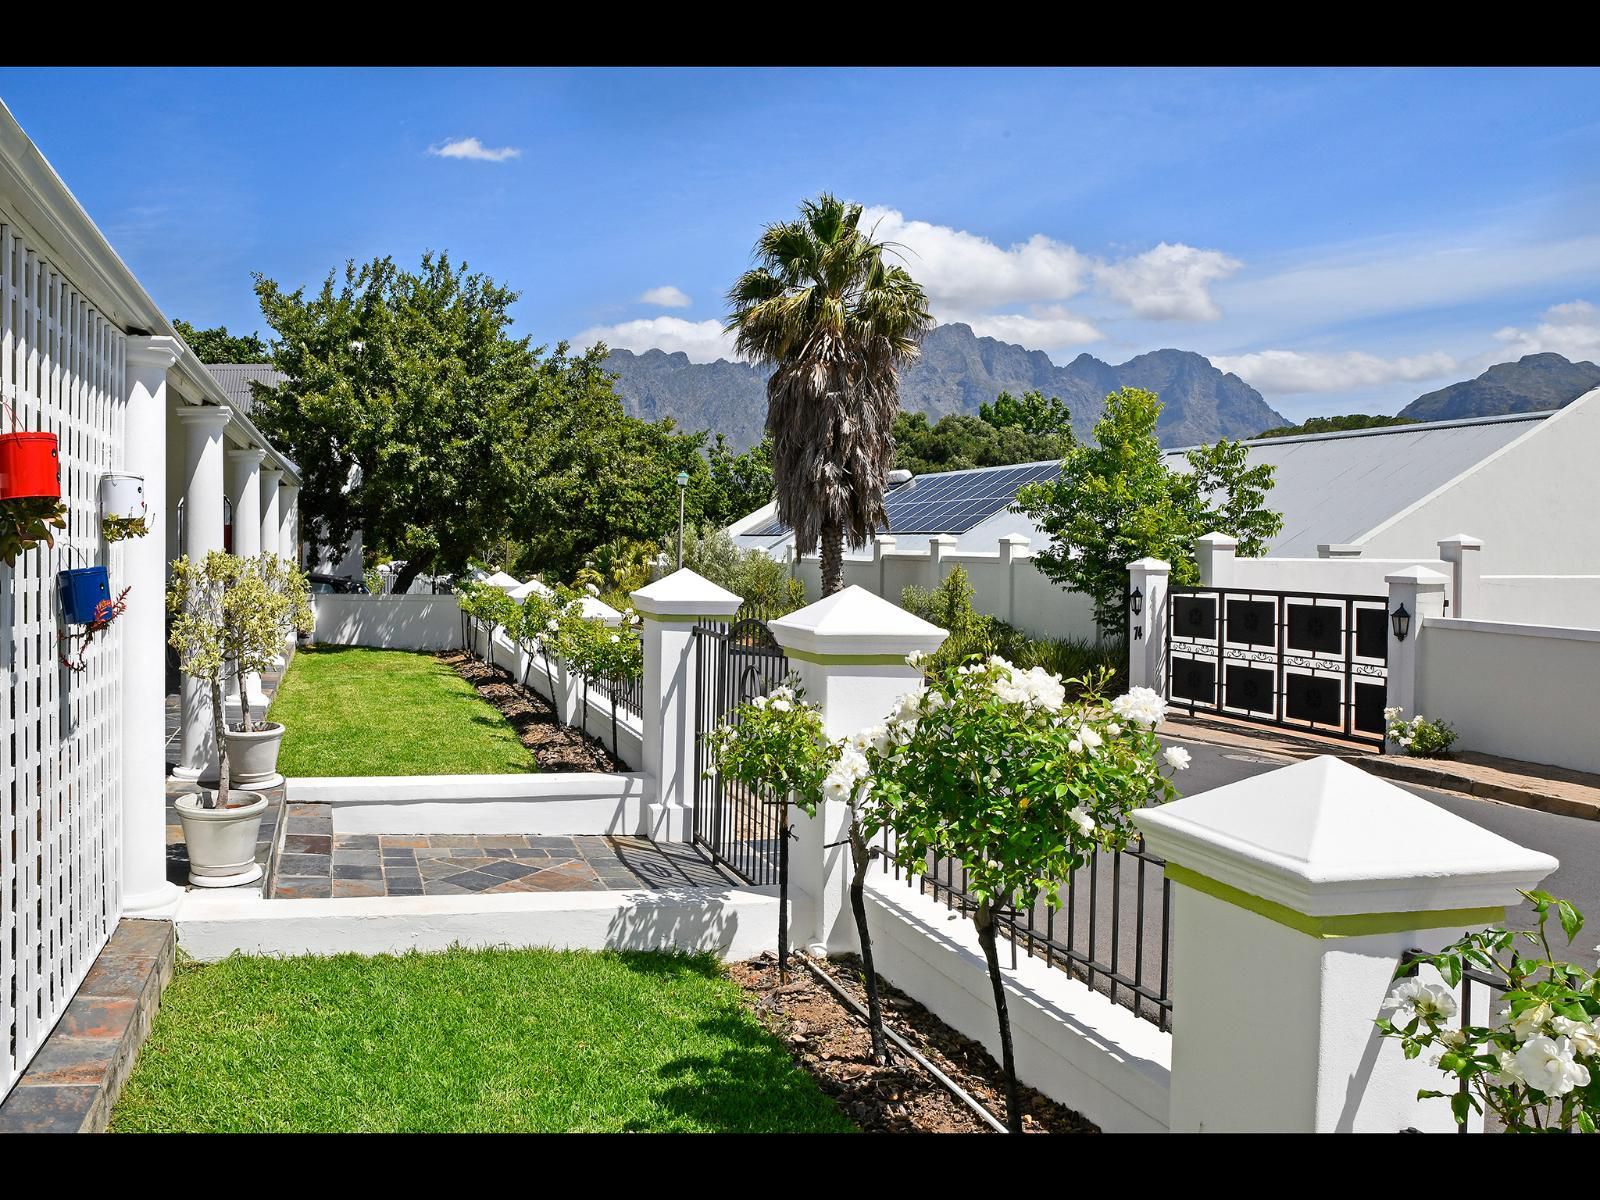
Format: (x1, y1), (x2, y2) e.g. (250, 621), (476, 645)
(173, 319), (271, 364)
(893, 390), (1074, 475)
(1254, 413), (1418, 438)
(1013, 387), (1282, 635)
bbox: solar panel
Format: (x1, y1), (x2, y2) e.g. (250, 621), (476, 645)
(744, 460), (1062, 538)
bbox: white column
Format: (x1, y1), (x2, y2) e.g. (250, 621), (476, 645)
(1194, 531), (1237, 588)
(998, 534), (1029, 626)
(279, 481), (301, 567)
(629, 568), (743, 840)
(1436, 534), (1483, 619)
(927, 534), (957, 588)
(1134, 756), (1556, 1132)
(1383, 566), (1449, 749)
(768, 586), (947, 953)
(227, 447), (268, 709)
(1126, 557), (1170, 693)
(120, 337), (185, 919)
(173, 404), (233, 782)
(259, 465), (283, 559)
(873, 534), (896, 599)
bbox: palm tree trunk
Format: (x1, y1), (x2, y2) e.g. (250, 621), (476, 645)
(847, 818), (889, 1064)
(820, 524), (845, 596)
(975, 899), (1023, 1133)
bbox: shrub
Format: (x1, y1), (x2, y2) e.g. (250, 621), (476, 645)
(1384, 707), (1458, 757)
(682, 523), (805, 615)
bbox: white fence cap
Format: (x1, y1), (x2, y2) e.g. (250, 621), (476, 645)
(630, 568), (743, 620)
(768, 585), (947, 661)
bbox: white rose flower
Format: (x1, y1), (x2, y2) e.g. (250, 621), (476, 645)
(547, 619), (560, 632)
(1551, 1016), (1600, 1058)
(1514, 1035), (1592, 1096)
(1384, 978), (1458, 1024)
(1510, 1000), (1553, 1042)
(609, 634), (620, 643)
(1494, 1048), (1527, 1088)
(750, 696), (768, 710)
(1163, 745), (1192, 771)
(770, 699), (791, 712)
(905, 650), (926, 668)
(1068, 806), (1096, 837)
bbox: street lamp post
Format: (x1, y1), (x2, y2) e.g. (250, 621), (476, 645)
(675, 470), (690, 569)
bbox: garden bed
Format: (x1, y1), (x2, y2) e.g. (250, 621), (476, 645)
(443, 651), (625, 772)
(732, 952), (1097, 1134)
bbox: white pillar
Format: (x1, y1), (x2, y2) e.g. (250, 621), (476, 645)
(768, 586), (947, 953)
(998, 533), (1029, 626)
(629, 568), (743, 840)
(1126, 557), (1170, 693)
(1195, 531), (1237, 588)
(1437, 534), (1483, 619)
(279, 480), (300, 567)
(227, 447), (264, 558)
(1134, 756), (1556, 1132)
(873, 534), (896, 599)
(120, 337), (185, 919)
(173, 404), (233, 782)
(259, 465), (283, 559)
(1383, 566), (1449, 750)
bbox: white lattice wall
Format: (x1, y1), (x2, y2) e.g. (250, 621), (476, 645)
(0, 216), (127, 1097)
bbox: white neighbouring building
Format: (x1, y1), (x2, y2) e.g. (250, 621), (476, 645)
(0, 100), (302, 1096)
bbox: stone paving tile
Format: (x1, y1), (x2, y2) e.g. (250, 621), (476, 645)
(334, 833), (379, 850)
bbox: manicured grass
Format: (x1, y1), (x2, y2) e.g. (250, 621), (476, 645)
(269, 647), (537, 776)
(112, 948), (855, 1133)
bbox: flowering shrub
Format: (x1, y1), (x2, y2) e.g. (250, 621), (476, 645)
(1384, 706), (1458, 757)
(1378, 893), (1597, 1133)
(853, 655), (1186, 1129)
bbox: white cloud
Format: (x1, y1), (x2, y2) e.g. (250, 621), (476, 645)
(428, 137), (522, 163)
(1493, 299), (1600, 363)
(959, 306), (1104, 349)
(639, 285), (691, 309)
(1094, 243), (1242, 321)
(1210, 349), (1459, 395)
(572, 317), (738, 363)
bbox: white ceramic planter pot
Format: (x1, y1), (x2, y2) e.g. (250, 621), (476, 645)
(227, 722), (286, 787)
(99, 472), (147, 520)
(175, 790), (267, 888)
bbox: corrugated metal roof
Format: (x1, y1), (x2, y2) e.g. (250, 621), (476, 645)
(204, 363), (286, 417)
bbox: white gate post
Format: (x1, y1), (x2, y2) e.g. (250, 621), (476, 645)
(767, 587), (946, 953)
(630, 568), (743, 841)
(1195, 532), (1237, 588)
(1383, 566), (1449, 749)
(1134, 755), (1557, 1133)
(1436, 534), (1483, 618)
(120, 337), (185, 918)
(1126, 557), (1170, 693)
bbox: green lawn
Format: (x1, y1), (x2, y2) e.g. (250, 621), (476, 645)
(112, 948), (854, 1133)
(269, 647), (538, 776)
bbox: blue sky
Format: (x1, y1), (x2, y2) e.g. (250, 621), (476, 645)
(4, 66), (1599, 421)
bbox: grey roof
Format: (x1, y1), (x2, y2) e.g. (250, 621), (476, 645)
(204, 363), (286, 418)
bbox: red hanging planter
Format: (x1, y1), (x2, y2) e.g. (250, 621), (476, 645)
(0, 397), (60, 501)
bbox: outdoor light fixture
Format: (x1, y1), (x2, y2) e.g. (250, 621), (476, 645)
(1129, 586), (1143, 616)
(675, 471), (690, 570)
(1390, 603), (1411, 642)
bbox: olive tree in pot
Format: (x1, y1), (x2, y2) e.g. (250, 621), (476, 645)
(168, 551), (312, 886)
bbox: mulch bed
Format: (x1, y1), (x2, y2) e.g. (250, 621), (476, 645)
(440, 651), (626, 773)
(731, 952), (1098, 1134)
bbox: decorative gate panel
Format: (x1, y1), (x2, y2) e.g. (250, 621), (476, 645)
(1, 219), (127, 1098)
(1165, 586), (1388, 746)
(691, 617), (789, 885)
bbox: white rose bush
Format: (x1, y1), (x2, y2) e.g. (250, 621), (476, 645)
(1384, 705), (1458, 757)
(1378, 891), (1598, 1132)
(854, 657), (1186, 1132)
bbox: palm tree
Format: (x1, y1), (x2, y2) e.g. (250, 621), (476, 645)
(727, 194), (933, 596)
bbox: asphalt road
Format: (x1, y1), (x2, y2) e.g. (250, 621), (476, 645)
(1163, 735), (1600, 970)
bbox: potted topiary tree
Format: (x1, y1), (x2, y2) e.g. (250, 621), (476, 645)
(168, 550), (312, 886)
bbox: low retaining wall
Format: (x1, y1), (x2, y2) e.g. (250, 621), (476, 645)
(864, 877), (1172, 1133)
(289, 771), (654, 836)
(174, 886), (779, 962)
(312, 593), (464, 652)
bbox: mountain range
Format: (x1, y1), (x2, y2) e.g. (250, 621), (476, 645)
(603, 323), (1287, 450)
(1397, 352), (1600, 422)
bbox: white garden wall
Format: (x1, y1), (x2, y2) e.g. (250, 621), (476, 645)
(1416, 617), (1600, 773)
(1476, 576), (1600, 629)
(312, 593), (464, 652)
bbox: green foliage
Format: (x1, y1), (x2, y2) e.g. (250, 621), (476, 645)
(979, 389), (1075, 439)
(1384, 706), (1459, 757)
(574, 538), (658, 602)
(173, 318), (270, 364)
(708, 680), (830, 819)
(101, 512), (151, 543)
(363, 565), (383, 596)
(1255, 413), (1419, 439)
(1377, 894), (1597, 1133)
(0, 496), (66, 566)
(681, 523), (806, 615)
(1014, 387), (1283, 634)
(111, 947), (854, 1133)
(705, 433), (775, 526)
(889, 390), (1074, 477)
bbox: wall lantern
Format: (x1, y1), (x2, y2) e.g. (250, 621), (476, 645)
(1129, 586), (1143, 616)
(1390, 603), (1411, 642)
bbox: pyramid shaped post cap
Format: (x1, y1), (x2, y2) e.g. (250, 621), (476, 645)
(1197, 531), (1238, 547)
(1128, 557), (1170, 573)
(1384, 565), (1450, 589)
(482, 571), (523, 592)
(1132, 756), (1557, 919)
(1437, 533), (1484, 550)
(768, 585), (948, 660)
(630, 568), (743, 620)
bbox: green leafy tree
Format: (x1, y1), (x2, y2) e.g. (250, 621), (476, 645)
(1255, 413), (1418, 439)
(979, 389), (1075, 439)
(1014, 387), (1282, 636)
(173, 319), (272, 364)
(253, 253), (550, 596)
(704, 433), (775, 527)
(681, 523), (806, 615)
(728, 194), (934, 595)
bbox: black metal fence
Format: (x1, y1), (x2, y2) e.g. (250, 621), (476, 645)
(592, 672), (642, 720)
(691, 618), (792, 885)
(1401, 949), (1511, 1134)
(879, 832), (1174, 1030)
(1166, 586), (1390, 747)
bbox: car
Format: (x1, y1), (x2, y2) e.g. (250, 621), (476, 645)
(307, 573), (369, 595)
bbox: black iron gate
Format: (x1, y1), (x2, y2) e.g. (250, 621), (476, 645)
(691, 617), (791, 884)
(1165, 586), (1389, 746)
